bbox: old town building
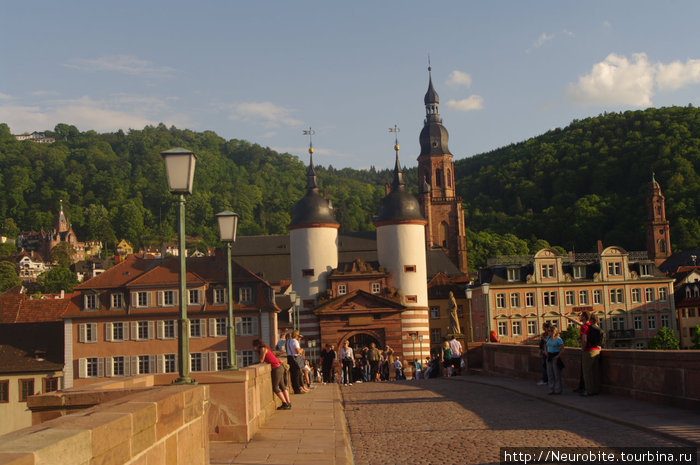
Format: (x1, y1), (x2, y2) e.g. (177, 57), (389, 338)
(63, 253), (279, 387)
(470, 246), (676, 349)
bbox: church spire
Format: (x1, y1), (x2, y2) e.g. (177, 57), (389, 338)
(390, 124), (405, 191)
(304, 127), (318, 191)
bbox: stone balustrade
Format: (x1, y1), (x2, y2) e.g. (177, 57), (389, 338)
(476, 342), (700, 409)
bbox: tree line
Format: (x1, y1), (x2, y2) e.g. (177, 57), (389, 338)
(1, 105), (699, 273)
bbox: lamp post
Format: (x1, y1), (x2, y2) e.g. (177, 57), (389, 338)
(465, 287), (474, 343)
(409, 332), (417, 362)
(482, 283), (491, 342)
(295, 296), (301, 333)
(216, 210), (239, 371)
(417, 333), (423, 361)
(161, 148), (197, 384)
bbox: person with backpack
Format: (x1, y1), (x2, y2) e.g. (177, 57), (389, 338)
(581, 314), (602, 396)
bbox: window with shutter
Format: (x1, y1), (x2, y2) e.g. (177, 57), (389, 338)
(105, 323), (113, 342)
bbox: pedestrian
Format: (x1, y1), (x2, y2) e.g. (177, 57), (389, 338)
(442, 341), (452, 377)
(413, 359), (422, 380)
(537, 322), (551, 386)
(320, 343), (336, 384)
(581, 314), (602, 396)
(448, 335), (463, 376)
(253, 339), (291, 410)
(340, 340), (354, 385)
(360, 347), (370, 382)
(274, 327), (288, 352)
(286, 330), (308, 394)
(561, 311), (590, 393)
(393, 356), (405, 380)
(545, 326), (564, 395)
(368, 342), (381, 381)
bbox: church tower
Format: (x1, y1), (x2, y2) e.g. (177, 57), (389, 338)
(417, 66), (468, 273)
(288, 140), (339, 339)
(646, 173), (671, 267)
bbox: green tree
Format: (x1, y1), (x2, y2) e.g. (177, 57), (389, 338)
(0, 242), (17, 260)
(1, 218), (20, 238)
(38, 266), (78, 293)
(562, 326), (580, 347)
(0, 261), (20, 291)
(647, 327), (680, 350)
(50, 242), (76, 268)
(691, 325), (700, 349)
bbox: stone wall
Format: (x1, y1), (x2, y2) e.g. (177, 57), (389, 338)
(0, 383), (209, 465)
(481, 343), (700, 410)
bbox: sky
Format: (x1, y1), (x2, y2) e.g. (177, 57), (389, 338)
(2, 1), (700, 170)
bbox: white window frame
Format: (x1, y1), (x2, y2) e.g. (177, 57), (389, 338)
(634, 315), (643, 331)
(573, 265), (585, 279)
(239, 287), (253, 304)
(647, 314), (657, 330)
(578, 290), (589, 305)
(235, 350), (255, 368)
(162, 290), (176, 307)
(593, 290), (602, 305)
(235, 316), (258, 336)
(660, 314), (670, 328)
(658, 287), (668, 302)
(337, 284), (347, 295)
(190, 319), (203, 338)
(526, 320), (537, 336)
(611, 316), (625, 330)
(507, 268), (520, 282)
(188, 289), (202, 306)
(371, 283), (381, 294)
(565, 290), (575, 306)
(640, 263), (652, 277)
(497, 321), (508, 337)
(525, 292), (535, 307)
(510, 293), (520, 308)
(541, 264), (555, 278)
(607, 261), (622, 276)
(429, 306), (440, 319)
(137, 291), (149, 308)
(110, 293), (123, 310)
(216, 352), (228, 371)
(645, 288), (654, 303)
(84, 294), (98, 311)
(511, 320), (522, 336)
(496, 293), (506, 309)
(79, 323), (98, 343)
(632, 288), (641, 303)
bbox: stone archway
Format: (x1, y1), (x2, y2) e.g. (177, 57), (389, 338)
(339, 330), (384, 351)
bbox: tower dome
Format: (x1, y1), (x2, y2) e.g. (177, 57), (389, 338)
(289, 153), (339, 228)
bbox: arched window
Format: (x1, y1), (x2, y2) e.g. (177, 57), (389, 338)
(447, 169), (452, 187)
(435, 169), (442, 187)
(439, 221), (449, 247)
(659, 239), (666, 253)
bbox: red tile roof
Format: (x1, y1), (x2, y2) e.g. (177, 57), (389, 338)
(0, 293), (71, 323)
(74, 254), (161, 289)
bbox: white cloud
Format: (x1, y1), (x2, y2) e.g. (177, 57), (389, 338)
(0, 95), (188, 134)
(533, 32), (554, 49)
(446, 95), (484, 111)
(446, 70), (472, 88)
(0, 92), (12, 100)
(64, 55), (175, 78)
(229, 102), (301, 128)
(656, 59), (700, 91)
(566, 53), (655, 106)
(567, 53), (700, 106)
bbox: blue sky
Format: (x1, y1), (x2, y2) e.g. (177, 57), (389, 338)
(2, 1), (700, 170)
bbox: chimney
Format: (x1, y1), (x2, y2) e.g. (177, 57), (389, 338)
(568, 251), (574, 262)
(597, 240), (603, 254)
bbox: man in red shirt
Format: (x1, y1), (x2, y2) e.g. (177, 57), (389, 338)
(581, 314), (602, 396)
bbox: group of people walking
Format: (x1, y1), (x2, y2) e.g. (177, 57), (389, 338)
(538, 311), (602, 397)
(320, 341), (407, 384)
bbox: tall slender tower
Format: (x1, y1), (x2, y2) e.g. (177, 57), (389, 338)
(288, 138), (339, 339)
(417, 66), (468, 273)
(646, 173), (671, 267)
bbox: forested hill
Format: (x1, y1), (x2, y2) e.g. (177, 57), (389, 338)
(455, 106), (700, 255)
(0, 106), (699, 271)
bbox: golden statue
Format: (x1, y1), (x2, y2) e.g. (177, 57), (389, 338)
(447, 291), (461, 335)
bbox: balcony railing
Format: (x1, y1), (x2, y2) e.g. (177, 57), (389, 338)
(608, 329), (636, 339)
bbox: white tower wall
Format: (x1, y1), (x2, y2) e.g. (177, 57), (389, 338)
(290, 227), (338, 304)
(376, 223), (428, 307)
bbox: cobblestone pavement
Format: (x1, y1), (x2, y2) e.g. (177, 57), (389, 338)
(341, 379), (686, 465)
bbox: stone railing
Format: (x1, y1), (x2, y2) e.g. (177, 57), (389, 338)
(0, 364), (276, 464)
(0, 383), (209, 465)
(478, 343), (700, 410)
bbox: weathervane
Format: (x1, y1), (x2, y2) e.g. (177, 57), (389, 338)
(303, 127), (315, 156)
(389, 124), (400, 153)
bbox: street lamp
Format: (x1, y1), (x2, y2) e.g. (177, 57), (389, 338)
(216, 210), (239, 371)
(161, 147), (197, 384)
(417, 333), (424, 361)
(465, 287), (474, 343)
(482, 283), (491, 343)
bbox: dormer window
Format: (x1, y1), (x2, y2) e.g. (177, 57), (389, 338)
(507, 268), (520, 282)
(84, 293), (99, 311)
(639, 263), (652, 277)
(607, 262), (622, 276)
(338, 284), (347, 295)
(572, 265), (585, 279)
(540, 264), (555, 278)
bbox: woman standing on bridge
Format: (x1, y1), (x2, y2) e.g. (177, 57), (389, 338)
(253, 339), (292, 410)
(545, 327), (564, 395)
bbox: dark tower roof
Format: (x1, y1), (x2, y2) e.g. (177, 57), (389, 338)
(419, 67), (451, 157)
(375, 143), (425, 224)
(289, 149), (339, 228)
